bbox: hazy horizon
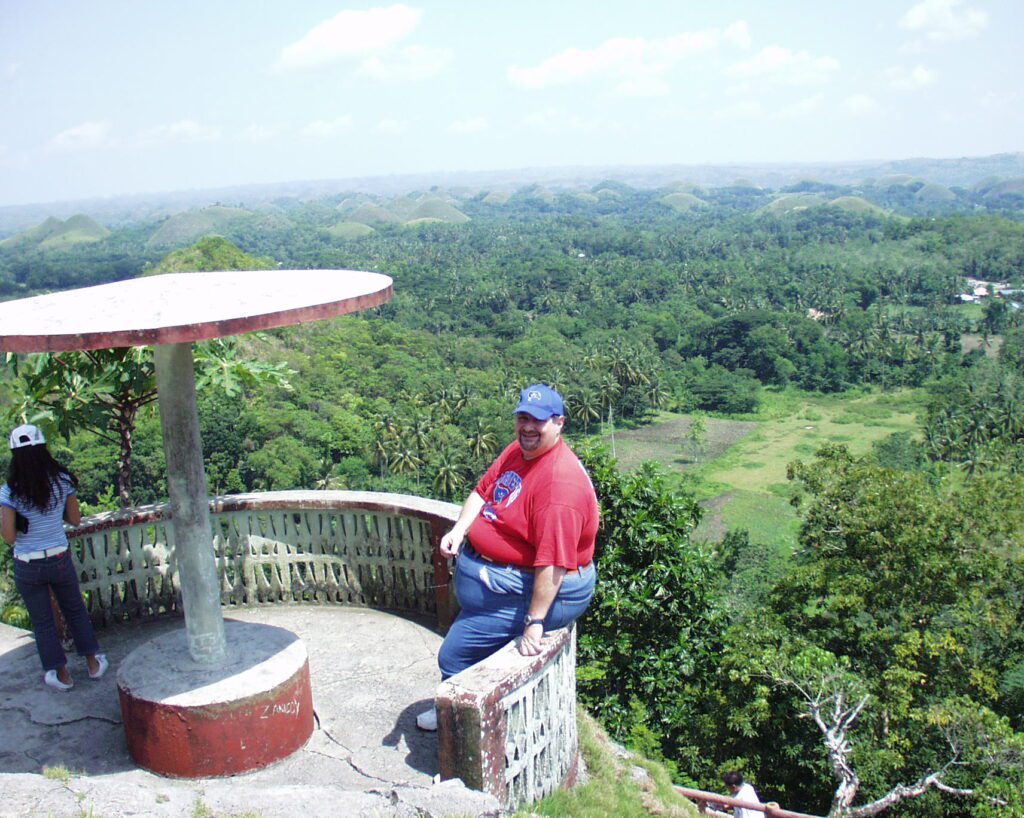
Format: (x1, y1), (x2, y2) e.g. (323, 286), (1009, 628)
(3, 1), (1022, 207)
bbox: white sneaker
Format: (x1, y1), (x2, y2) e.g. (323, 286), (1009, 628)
(416, 706), (438, 731)
(44, 670), (73, 691)
(88, 654), (109, 680)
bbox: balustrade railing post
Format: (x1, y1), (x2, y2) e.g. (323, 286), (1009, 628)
(429, 517), (454, 631)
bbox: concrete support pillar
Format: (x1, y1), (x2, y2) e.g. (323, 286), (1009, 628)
(153, 342), (226, 664)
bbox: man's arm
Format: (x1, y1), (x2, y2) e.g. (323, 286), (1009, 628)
(518, 565), (566, 656)
(439, 491), (485, 558)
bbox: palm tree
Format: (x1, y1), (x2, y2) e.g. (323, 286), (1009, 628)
(568, 387), (601, 434)
(390, 443), (424, 481)
(467, 420), (499, 459)
(431, 452), (465, 501)
(411, 416), (432, 455)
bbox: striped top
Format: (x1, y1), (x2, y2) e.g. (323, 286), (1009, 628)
(0, 474), (76, 559)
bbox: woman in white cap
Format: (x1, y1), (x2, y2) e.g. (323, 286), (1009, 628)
(1, 424), (107, 690)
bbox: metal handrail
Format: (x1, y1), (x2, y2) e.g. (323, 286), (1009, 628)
(675, 786), (822, 818)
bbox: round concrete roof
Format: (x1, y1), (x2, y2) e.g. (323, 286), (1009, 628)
(0, 269), (393, 353)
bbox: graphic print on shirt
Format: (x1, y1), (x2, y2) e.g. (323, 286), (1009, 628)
(481, 470), (523, 521)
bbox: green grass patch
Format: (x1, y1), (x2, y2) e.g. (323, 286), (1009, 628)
(693, 489), (800, 555)
(613, 387), (923, 548)
(43, 765), (72, 784)
(516, 710), (698, 818)
(701, 389), (921, 494)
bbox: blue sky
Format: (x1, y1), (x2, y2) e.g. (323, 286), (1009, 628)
(1, 0), (1021, 206)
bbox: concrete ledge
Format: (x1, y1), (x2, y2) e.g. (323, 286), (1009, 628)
(69, 490), (460, 537)
(436, 626), (578, 807)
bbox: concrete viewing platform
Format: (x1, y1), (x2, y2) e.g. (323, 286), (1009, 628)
(0, 606), (501, 818)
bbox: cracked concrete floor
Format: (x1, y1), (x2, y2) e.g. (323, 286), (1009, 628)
(0, 607), (500, 818)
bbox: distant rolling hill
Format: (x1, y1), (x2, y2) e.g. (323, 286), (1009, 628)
(981, 178), (1024, 200)
(827, 196), (886, 215)
(405, 198), (470, 224)
(145, 206), (291, 249)
(1, 214), (110, 249)
(348, 203), (400, 225)
(915, 182), (957, 204)
(327, 221), (376, 239)
(760, 193), (827, 214)
(660, 192), (708, 212)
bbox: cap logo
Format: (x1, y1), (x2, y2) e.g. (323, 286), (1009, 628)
(528, 391), (542, 402)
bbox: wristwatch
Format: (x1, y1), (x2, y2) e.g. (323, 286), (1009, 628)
(523, 614), (545, 628)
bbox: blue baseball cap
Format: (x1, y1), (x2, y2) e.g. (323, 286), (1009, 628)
(514, 384), (565, 420)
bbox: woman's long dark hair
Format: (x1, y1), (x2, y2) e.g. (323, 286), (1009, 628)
(7, 444), (78, 512)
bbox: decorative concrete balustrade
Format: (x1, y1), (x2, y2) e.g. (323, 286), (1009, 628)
(65, 490), (581, 810)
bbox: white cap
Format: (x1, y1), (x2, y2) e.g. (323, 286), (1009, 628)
(9, 424), (45, 449)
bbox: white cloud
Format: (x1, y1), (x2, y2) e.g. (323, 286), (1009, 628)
(299, 116), (353, 139)
(277, 5), (421, 70)
(713, 100), (763, 120)
(357, 45), (453, 81)
(47, 121), (113, 151)
(238, 124), (281, 142)
(507, 26), (734, 93)
(723, 21), (752, 50)
(137, 120), (222, 145)
(899, 0), (988, 43)
(726, 46), (840, 85)
(884, 64), (936, 90)
(978, 89), (1021, 109)
(842, 94), (880, 114)
(522, 108), (598, 132)
(449, 117), (487, 134)
(376, 118), (408, 135)
(779, 93), (825, 118)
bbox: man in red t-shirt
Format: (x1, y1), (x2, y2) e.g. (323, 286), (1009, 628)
(417, 384), (598, 731)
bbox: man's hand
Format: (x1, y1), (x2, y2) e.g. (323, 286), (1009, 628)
(439, 528), (464, 558)
(518, 622), (544, 655)
(439, 492), (485, 558)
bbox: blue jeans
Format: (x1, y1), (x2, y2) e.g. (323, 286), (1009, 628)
(438, 544), (596, 679)
(13, 549), (99, 672)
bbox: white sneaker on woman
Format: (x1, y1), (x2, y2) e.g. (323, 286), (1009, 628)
(416, 706), (438, 731)
(44, 670), (73, 691)
(88, 654), (109, 680)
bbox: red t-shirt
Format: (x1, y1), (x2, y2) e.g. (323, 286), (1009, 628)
(468, 438), (599, 569)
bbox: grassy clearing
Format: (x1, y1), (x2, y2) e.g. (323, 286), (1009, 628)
(960, 333), (1002, 357)
(610, 413), (757, 473)
(699, 390), (922, 495)
(611, 388), (926, 549)
(692, 489), (801, 553)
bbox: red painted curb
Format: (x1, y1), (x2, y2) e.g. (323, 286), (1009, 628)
(119, 659), (314, 777)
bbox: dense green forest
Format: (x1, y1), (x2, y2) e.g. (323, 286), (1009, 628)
(2, 176), (1024, 817)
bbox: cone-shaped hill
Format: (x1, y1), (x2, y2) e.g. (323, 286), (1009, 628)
(348, 203), (401, 225)
(404, 199), (470, 224)
(660, 192), (709, 212)
(1, 214), (110, 249)
(327, 221), (377, 239)
(827, 196), (886, 215)
(145, 206), (291, 250)
(760, 193), (827, 214)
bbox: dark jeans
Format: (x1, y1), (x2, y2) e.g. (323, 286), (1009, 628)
(13, 550), (99, 672)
